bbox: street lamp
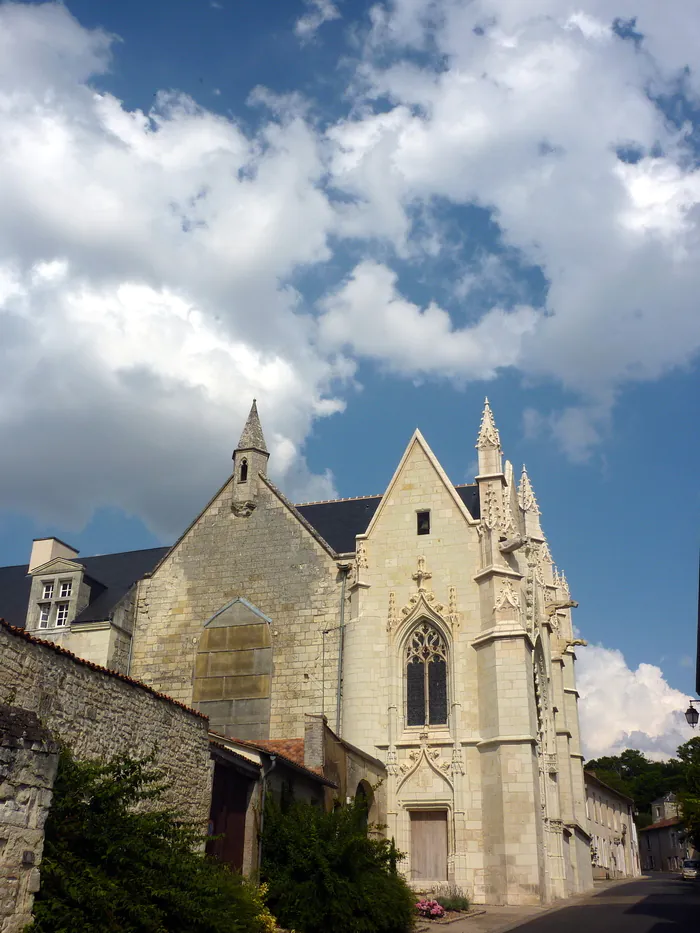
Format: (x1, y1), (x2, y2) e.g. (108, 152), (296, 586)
(685, 700), (699, 729)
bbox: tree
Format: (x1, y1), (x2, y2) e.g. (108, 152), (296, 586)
(28, 749), (267, 933)
(585, 748), (684, 823)
(677, 737), (700, 850)
(261, 794), (415, 933)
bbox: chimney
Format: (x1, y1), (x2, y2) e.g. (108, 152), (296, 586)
(28, 537), (79, 573)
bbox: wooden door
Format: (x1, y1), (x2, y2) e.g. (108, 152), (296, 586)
(410, 810), (448, 882)
(206, 763), (251, 871)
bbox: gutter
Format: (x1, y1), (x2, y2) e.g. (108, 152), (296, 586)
(334, 562), (352, 736)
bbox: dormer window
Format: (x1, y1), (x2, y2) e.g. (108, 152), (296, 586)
(55, 603), (69, 627)
(42, 581), (54, 600)
(417, 511), (431, 535)
(238, 458), (248, 483)
(59, 580), (72, 598)
(39, 604), (51, 628)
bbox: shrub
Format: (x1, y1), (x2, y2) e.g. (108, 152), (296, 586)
(433, 884), (470, 912)
(261, 795), (415, 933)
(415, 899), (445, 918)
(27, 748), (268, 933)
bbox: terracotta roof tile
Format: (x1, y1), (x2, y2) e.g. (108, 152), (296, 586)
(227, 735), (336, 787)
(638, 817), (682, 832)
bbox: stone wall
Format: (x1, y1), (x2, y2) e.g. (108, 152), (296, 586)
(0, 622), (212, 825)
(0, 706), (58, 933)
(130, 475), (343, 738)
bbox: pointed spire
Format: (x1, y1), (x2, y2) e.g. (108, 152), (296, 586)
(236, 399), (268, 454)
(518, 465), (540, 514)
(476, 397), (501, 450)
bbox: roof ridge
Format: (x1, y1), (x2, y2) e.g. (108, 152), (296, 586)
(295, 493), (383, 506)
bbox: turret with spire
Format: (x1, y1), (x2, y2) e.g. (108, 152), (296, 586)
(232, 399), (269, 516)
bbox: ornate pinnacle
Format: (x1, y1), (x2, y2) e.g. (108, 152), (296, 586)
(476, 397), (501, 450)
(519, 465), (540, 514)
(559, 570), (570, 597)
(236, 399), (268, 454)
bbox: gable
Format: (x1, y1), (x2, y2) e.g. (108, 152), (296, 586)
(29, 556), (84, 576)
(363, 430), (477, 541)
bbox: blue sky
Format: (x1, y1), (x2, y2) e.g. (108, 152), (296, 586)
(0, 0), (698, 757)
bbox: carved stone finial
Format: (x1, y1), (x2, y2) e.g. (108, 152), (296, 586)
(412, 556), (432, 591)
(476, 397), (501, 450)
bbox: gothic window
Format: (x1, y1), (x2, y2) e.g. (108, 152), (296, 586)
(405, 622), (448, 726)
(238, 458), (248, 483)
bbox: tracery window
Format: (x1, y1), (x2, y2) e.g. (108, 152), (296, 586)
(405, 622), (448, 726)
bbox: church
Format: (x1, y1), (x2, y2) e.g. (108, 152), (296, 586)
(0, 400), (594, 904)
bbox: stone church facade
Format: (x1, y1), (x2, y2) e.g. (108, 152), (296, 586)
(4, 400), (593, 904)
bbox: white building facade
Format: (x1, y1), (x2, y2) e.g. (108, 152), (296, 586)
(585, 771), (641, 879)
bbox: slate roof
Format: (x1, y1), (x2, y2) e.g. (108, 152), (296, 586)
(0, 483), (481, 625)
(0, 546), (169, 629)
(295, 484), (480, 554)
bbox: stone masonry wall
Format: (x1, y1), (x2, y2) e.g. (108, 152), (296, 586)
(0, 706), (58, 933)
(0, 623), (212, 825)
(130, 476), (343, 738)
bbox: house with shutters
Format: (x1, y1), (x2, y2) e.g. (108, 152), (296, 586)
(0, 399), (593, 905)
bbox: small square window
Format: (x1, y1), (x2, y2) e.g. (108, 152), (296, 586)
(38, 604), (51, 628)
(417, 511), (431, 535)
(59, 581), (72, 598)
(55, 603), (69, 626)
(42, 581), (54, 600)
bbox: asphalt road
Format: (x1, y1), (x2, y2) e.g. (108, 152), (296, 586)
(512, 874), (700, 933)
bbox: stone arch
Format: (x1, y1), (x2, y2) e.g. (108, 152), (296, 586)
(192, 597), (272, 739)
(355, 779), (377, 829)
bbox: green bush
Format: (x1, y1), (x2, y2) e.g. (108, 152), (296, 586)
(261, 794), (415, 933)
(433, 884), (470, 912)
(27, 748), (267, 933)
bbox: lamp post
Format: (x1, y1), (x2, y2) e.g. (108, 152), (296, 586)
(685, 700), (699, 729)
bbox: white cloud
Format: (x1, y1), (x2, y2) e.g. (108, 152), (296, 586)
(318, 260), (538, 380)
(0, 2), (344, 536)
(326, 0), (700, 452)
(4, 0), (700, 539)
(577, 643), (695, 761)
(294, 0), (341, 41)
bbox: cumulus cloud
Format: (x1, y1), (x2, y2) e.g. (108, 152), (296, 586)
(294, 0), (341, 41)
(0, 2), (346, 536)
(3, 0), (700, 538)
(326, 0), (700, 454)
(318, 260), (538, 379)
(577, 644), (695, 761)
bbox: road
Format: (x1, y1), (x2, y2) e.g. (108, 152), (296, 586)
(512, 874), (700, 933)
